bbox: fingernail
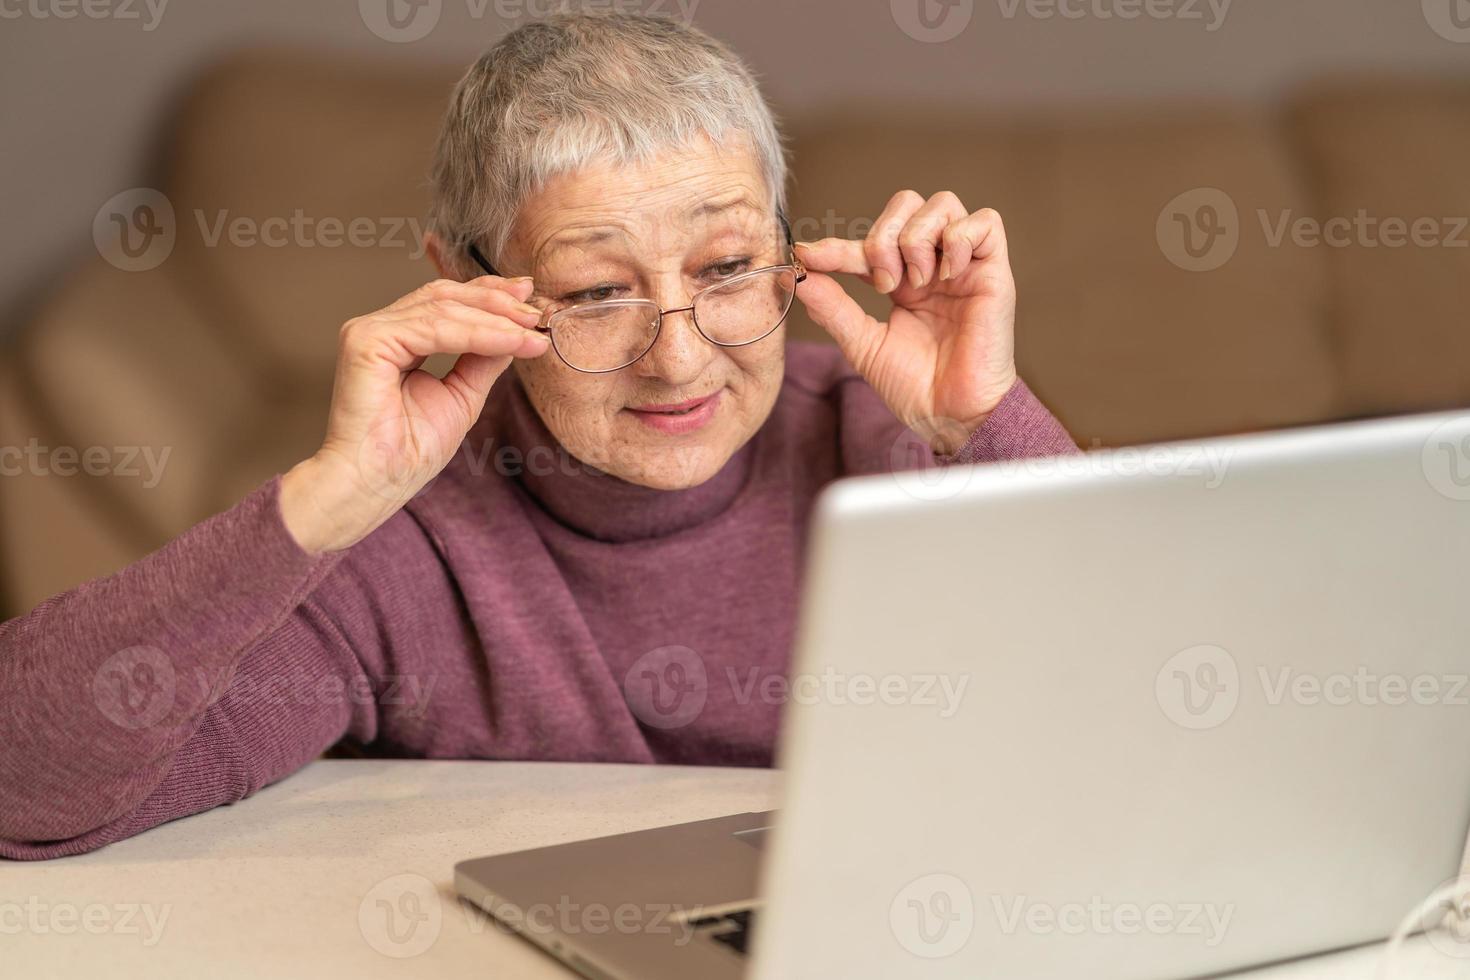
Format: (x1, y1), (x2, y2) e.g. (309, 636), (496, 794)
(873, 269), (897, 294)
(516, 302), (541, 317)
(908, 264), (925, 289)
(794, 240), (815, 250)
(511, 276), (533, 283)
(939, 258), (952, 281)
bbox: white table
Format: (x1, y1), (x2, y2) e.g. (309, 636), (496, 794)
(3, 760), (1461, 978)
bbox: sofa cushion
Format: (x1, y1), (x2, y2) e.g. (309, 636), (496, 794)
(784, 109), (1341, 446)
(1287, 77), (1470, 417)
(162, 50), (461, 386)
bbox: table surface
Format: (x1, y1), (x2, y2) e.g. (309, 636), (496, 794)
(3, 760), (1460, 979)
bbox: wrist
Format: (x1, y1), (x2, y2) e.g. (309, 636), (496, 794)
(927, 369), (1020, 456)
(279, 453), (386, 554)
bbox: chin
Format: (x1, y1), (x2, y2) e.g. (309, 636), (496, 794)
(612, 436), (735, 490)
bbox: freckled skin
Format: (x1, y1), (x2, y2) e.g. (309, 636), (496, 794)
(494, 135), (788, 490)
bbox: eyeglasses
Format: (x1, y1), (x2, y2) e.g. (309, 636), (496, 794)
(466, 214), (806, 374)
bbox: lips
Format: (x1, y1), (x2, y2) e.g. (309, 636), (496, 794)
(625, 390), (723, 435)
(632, 395), (714, 414)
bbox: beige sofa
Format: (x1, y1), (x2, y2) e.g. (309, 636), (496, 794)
(3, 50), (1468, 617)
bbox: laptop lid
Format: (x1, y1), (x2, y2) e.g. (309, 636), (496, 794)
(751, 411), (1470, 979)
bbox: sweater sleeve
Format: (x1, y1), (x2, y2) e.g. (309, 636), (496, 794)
(0, 476), (443, 860)
(937, 377), (1080, 465)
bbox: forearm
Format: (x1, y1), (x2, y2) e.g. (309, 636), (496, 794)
(0, 476), (347, 845)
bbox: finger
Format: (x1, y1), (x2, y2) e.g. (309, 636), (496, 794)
(794, 270), (881, 369)
(442, 352), (513, 408)
(391, 276), (537, 318)
(793, 237), (873, 278)
(899, 191), (968, 288)
(414, 278), (542, 327)
(940, 208), (1008, 282)
(865, 190), (926, 295)
(348, 301), (548, 370)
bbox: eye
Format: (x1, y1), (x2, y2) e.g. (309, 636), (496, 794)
(562, 283), (625, 304)
(702, 256), (754, 282)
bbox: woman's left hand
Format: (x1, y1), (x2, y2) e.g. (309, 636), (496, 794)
(794, 190), (1019, 454)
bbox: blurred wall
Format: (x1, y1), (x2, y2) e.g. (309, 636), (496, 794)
(2, 0), (1468, 334)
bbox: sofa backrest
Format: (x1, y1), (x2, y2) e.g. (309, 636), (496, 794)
(2, 49), (1467, 614)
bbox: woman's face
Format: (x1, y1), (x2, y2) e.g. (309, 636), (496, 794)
(498, 136), (787, 489)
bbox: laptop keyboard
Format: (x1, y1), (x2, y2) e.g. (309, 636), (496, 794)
(691, 908), (757, 956)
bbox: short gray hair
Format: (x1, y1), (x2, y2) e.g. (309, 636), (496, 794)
(429, 12), (790, 275)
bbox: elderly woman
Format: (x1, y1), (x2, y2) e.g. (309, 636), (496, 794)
(0, 13), (1077, 860)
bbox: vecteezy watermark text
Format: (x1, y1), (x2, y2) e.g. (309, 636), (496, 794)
(996, 442), (1234, 488)
(1158, 187), (1470, 272)
(193, 209), (429, 260)
(358, 0), (702, 43)
(990, 894), (1234, 946)
(1156, 644), (1470, 731)
(1, 439), (171, 488)
(725, 666), (970, 719)
(0, 898), (171, 946)
(994, 0), (1231, 31)
(0, 0), (168, 30)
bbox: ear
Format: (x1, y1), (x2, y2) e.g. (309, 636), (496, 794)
(424, 232), (456, 279)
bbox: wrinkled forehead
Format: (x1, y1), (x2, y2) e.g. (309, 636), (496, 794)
(510, 139), (780, 264)
(547, 197), (781, 259)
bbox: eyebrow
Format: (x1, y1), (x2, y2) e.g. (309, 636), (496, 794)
(688, 195), (761, 221)
(542, 195), (764, 251)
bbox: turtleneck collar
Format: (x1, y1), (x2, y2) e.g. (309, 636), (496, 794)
(478, 372), (758, 543)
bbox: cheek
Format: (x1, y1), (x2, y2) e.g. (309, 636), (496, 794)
(725, 329), (786, 420)
(515, 360), (621, 443)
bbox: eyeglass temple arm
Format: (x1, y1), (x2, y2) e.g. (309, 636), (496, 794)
(465, 213), (805, 280)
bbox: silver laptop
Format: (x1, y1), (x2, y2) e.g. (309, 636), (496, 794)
(456, 410), (1470, 979)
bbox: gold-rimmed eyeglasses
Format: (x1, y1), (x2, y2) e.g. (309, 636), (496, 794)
(466, 214), (806, 374)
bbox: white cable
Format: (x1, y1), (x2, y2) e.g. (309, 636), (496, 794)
(1376, 878), (1470, 980)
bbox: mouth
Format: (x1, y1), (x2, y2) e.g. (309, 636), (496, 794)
(624, 390), (723, 435)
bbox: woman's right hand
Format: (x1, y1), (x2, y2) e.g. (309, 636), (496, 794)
(280, 276), (549, 554)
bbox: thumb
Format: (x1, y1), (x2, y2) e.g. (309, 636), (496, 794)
(796, 270), (882, 364)
(442, 353), (512, 412)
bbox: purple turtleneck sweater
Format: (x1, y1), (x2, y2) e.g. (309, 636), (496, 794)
(0, 342), (1077, 860)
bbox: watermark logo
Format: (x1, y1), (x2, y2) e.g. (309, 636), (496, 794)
(359, 0), (442, 42)
(359, 0), (702, 42)
(193, 208), (429, 258)
(996, 0), (1232, 30)
(0, 439), (172, 487)
(891, 0), (975, 42)
(1423, 0), (1470, 43)
(471, 895), (698, 944)
(1159, 187), (1469, 271)
(1158, 647), (1467, 729)
(1422, 417), (1470, 501)
(359, 873), (443, 958)
(1157, 187), (1239, 272)
(92, 646), (176, 730)
(93, 188), (175, 272)
(726, 666), (970, 718)
(355, 414), (447, 503)
(1155, 644), (1239, 730)
(889, 419), (979, 501)
(0, 0), (170, 30)
(623, 645), (708, 729)
(995, 441), (1234, 488)
(0, 898), (171, 945)
(891, 873), (975, 958)
(991, 895), (1233, 946)
(1259, 666), (1469, 708)
(1417, 875), (1470, 965)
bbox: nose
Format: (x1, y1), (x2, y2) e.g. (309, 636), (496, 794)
(633, 278), (716, 387)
